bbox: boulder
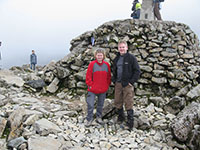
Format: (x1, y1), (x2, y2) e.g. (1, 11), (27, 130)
(171, 102), (200, 142)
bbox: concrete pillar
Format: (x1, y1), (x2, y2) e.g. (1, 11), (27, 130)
(140, 0), (155, 20)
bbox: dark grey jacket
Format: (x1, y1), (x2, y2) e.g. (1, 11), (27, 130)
(112, 52), (141, 87)
(30, 54), (37, 64)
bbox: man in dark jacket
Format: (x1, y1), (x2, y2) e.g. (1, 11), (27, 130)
(112, 40), (141, 131)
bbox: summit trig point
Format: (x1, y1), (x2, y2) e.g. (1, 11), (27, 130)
(140, 0), (163, 20)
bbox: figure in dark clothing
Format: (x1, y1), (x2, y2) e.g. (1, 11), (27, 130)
(153, 0), (162, 20)
(131, 0), (142, 19)
(112, 40), (141, 131)
(30, 50), (37, 70)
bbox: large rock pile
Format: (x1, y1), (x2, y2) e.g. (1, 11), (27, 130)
(43, 19), (200, 102)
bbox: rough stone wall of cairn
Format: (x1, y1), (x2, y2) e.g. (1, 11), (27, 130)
(42, 19), (200, 103)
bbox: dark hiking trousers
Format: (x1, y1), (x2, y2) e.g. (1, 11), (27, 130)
(154, 3), (162, 20)
(133, 9), (141, 19)
(114, 82), (134, 110)
(30, 63), (36, 70)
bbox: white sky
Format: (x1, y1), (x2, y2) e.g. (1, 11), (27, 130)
(0, 0), (199, 68)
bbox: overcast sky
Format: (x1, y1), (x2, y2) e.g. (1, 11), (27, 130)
(0, 0), (199, 68)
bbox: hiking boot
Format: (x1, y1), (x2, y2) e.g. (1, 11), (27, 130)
(117, 108), (125, 124)
(127, 109), (134, 131)
(85, 120), (92, 127)
(96, 117), (105, 125)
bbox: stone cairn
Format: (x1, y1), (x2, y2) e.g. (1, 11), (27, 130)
(43, 19), (200, 101)
(0, 19), (200, 150)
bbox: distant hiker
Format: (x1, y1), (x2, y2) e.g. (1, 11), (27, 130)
(85, 49), (111, 127)
(30, 50), (37, 70)
(131, 0), (142, 19)
(112, 40), (141, 131)
(153, 0), (164, 20)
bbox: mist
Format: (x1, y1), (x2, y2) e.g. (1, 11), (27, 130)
(0, 0), (199, 69)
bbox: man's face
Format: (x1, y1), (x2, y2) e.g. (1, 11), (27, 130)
(96, 53), (104, 63)
(118, 43), (128, 55)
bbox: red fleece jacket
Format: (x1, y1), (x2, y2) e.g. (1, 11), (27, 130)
(86, 60), (111, 94)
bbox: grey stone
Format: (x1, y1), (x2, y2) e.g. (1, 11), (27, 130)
(34, 118), (62, 136)
(56, 66), (70, 79)
(152, 77), (167, 84)
(28, 136), (62, 150)
(25, 79), (46, 89)
(0, 117), (7, 137)
(46, 77), (59, 93)
(12, 97), (41, 104)
(8, 107), (26, 141)
(0, 69), (24, 87)
(187, 125), (200, 150)
(171, 102), (200, 142)
(164, 96), (186, 115)
(140, 65), (153, 72)
(187, 85), (200, 98)
(7, 136), (27, 149)
(0, 94), (5, 100)
(24, 114), (40, 126)
(74, 70), (87, 81)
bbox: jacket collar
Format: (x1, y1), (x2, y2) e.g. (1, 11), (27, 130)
(117, 52), (129, 57)
(95, 59), (104, 66)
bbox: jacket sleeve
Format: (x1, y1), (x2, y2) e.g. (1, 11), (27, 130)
(107, 63), (111, 86)
(85, 62), (93, 87)
(130, 56), (141, 85)
(132, 3), (136, 11)
(111, 58), (117, 84)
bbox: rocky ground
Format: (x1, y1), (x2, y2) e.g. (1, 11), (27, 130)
(1, 67), (199, 150)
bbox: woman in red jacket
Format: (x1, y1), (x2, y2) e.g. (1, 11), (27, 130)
(85, 49), (111, 127)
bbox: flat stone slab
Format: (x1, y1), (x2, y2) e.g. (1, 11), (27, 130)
(0, 69), (24, 87)
(28, 136), (62, 150)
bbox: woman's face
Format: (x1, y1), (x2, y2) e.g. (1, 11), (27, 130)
(96, 53), (104, 63)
